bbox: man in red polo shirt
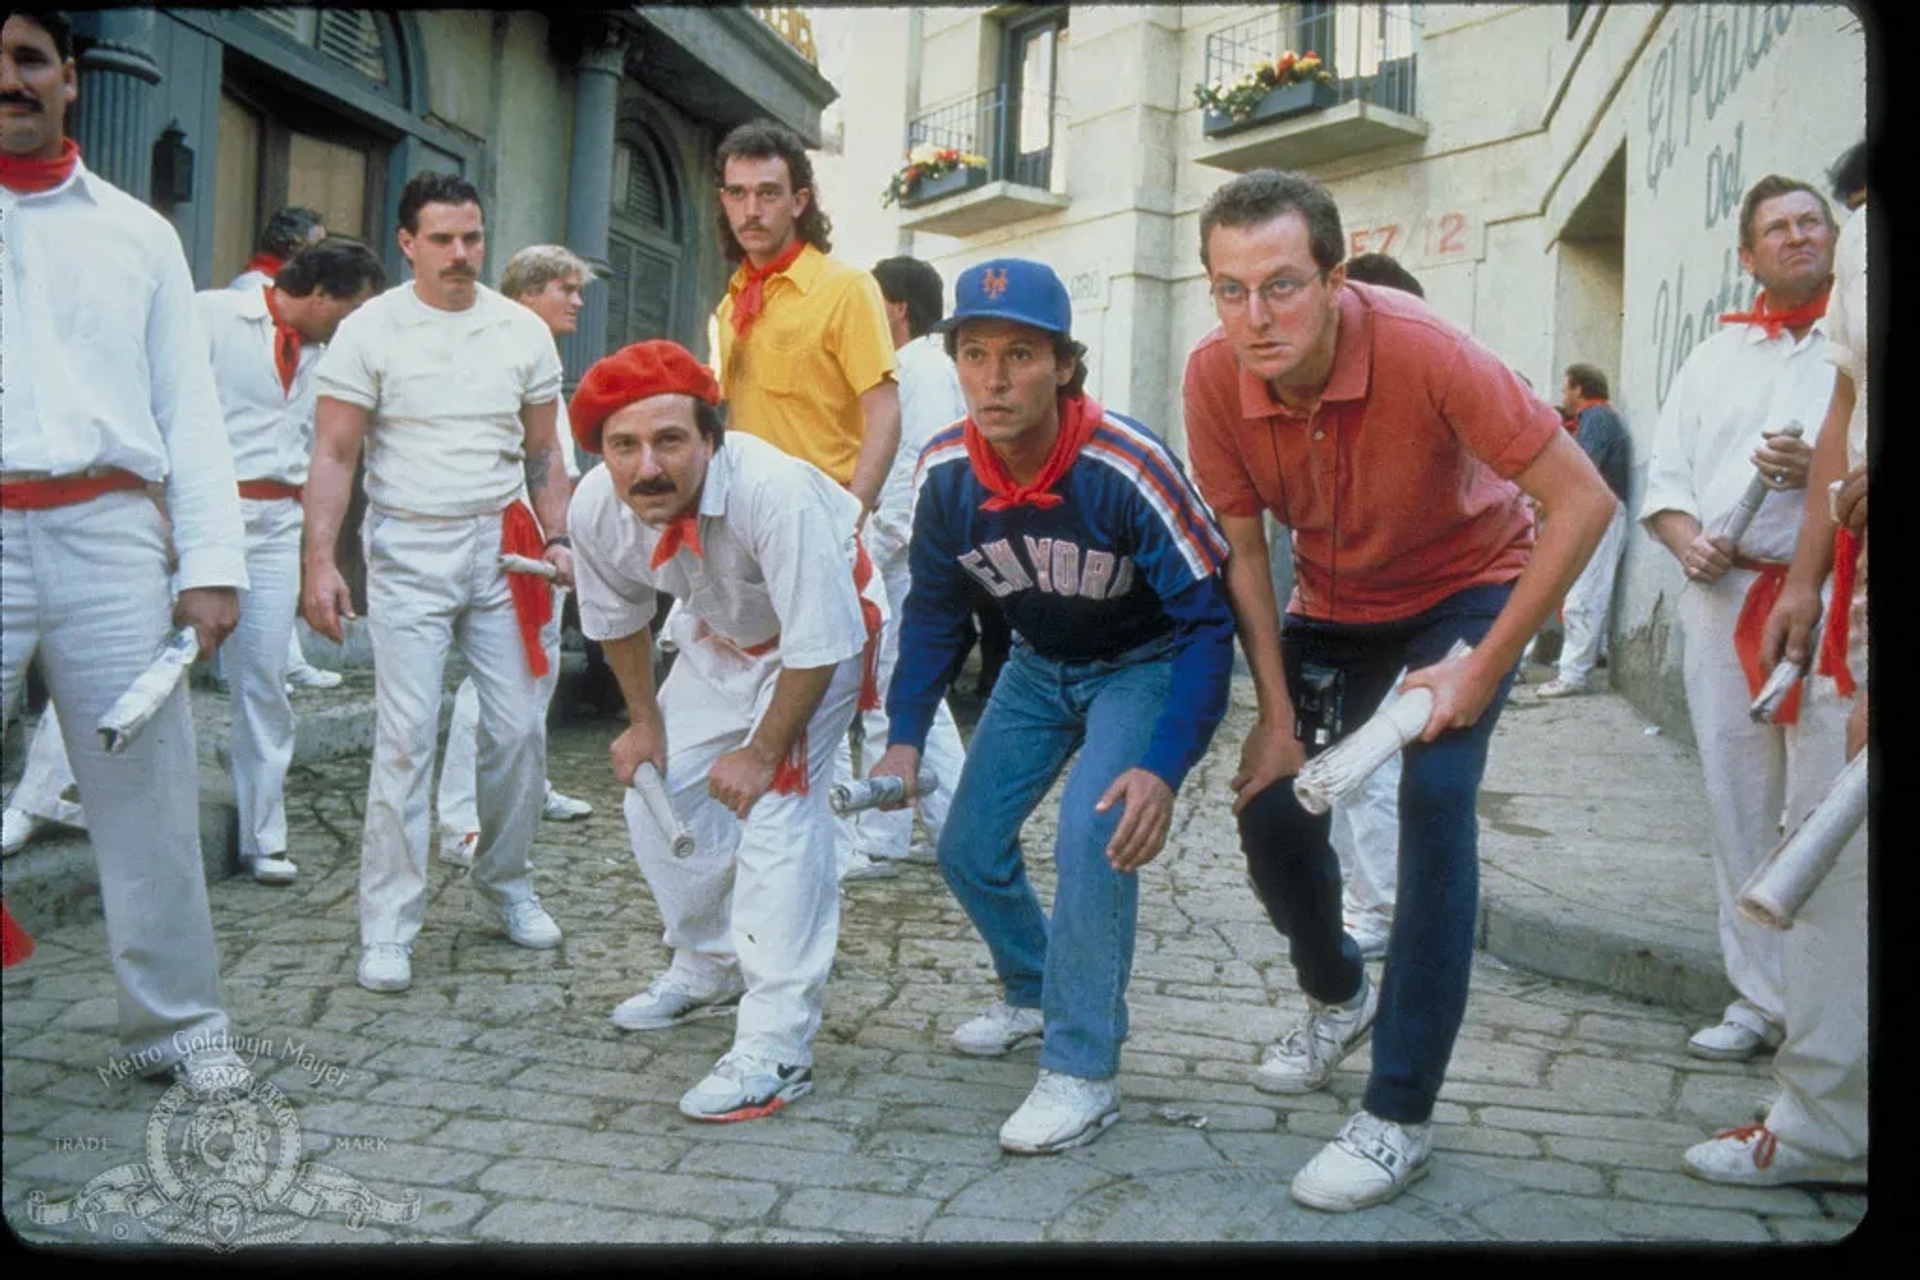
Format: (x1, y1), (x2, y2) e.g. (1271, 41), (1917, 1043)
(1182, 169), (1616, 1212)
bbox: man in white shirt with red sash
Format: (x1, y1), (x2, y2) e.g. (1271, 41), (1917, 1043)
(567, 340), (883, 1123)
(1, 7), (249, 1092)
(1640, 174), (1847, 1065)
(304, 171), (574, 994)
(196, 236), (385, 883)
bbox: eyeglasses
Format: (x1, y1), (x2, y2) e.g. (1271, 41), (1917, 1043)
(1209, 271), (1327, 311)
(719, 183), (791, 205)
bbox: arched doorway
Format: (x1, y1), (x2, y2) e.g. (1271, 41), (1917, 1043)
(605, 118), (690, 352)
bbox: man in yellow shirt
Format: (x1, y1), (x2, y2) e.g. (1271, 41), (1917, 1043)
(711, 120), (900, 512)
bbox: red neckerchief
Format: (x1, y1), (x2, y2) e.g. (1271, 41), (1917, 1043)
(261, 287), (302, 396)
(0, 137), (79, 193)
(1719, 284), (1832, 340)
(245, 251), (285, 280)
(500, 502), (553, 679)
(649, 515), (704, 569)
(729, 238), (807, 341)
(1818, 527), (1862, 698)
(963, 393), (1104, 511)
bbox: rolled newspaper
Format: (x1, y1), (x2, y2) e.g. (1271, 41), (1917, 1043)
(1737, 747), (1868, 930)
(630, 761), (696, 858)
(1292, 640), (1471, 816)
(1748, 656), (1809, 724)
(499, 553), (559, 580)
(96, 626), (200, 754)
(830, 768), (942, 817)
(1716, 421), (1803, 551)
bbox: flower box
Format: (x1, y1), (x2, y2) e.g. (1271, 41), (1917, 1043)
(1203, 77), (1343, 138)
(898, 163), (990, 208)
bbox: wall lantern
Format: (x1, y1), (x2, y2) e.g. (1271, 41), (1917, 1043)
(152, 119), (195, 205)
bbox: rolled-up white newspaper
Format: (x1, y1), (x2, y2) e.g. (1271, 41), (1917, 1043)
(96, 626), (201, 754)
(1737, 747), (1868, 931)
(1748, 656), (1809, 724)
(830, 768), (942, 817)
(1291, 640), (1471, 816)
(1715, 421), (1803, 552)
(499, 553), (559, 580)
(630, 761), (695, 858)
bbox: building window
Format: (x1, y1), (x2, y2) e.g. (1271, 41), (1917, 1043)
(243, 8), (400, 98)
(999, 7), (1066, 190)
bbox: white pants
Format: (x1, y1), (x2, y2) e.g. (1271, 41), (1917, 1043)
(1767, 764), (1867, 1162)
(6, 702), (85, 828)
(629, 609), (863, 1067)
(287, 627), (318, 677)
(1330, 752), (1399, 922)
(2, 492), (229, 1063)
(1559, 504), (1627, 687)
(1678, 570), (1848, 1037)
(436, 587), (565, 836)
(834, 532), (966, 867)
(230, 497), (302, 859)
(360, 508), (546, 948)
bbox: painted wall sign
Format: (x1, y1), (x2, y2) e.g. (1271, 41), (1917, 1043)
(1344, 209), (1482, 269)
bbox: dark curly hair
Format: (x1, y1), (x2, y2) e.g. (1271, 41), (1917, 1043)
(713, 119), (832, 266)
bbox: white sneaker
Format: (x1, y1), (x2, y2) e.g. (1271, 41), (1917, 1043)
(1254, 971), (1379, 1094)
(841, 850), (900, 882)
(1687, 1019), (1775, 1062)
(951, 1000), (1046, 1057)
(165, 1047), (257, 1100)
(1534, 677), (1589, 699)
(357, 943), (412, 992)
(286, 664), (343, 690)
(1344, 912), (1392, 961)
(1683, 1124), (1867, 1188)
(541, 785), (593, 821)
(678, 1049), (813, 1122)
(610, 971), (746, 1031)
(1289, 1110), (1433, 1211)
(999, 1069), (1120, 1154)
(482, 896), (562, 949)
(438, 827), (477, 867)
(1, 807), (43, 857)
(243, 853), (299, 885)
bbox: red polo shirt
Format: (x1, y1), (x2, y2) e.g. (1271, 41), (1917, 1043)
(1183, 280), (1558, 623)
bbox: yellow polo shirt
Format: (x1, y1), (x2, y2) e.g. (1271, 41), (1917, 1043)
(714, 242), (896, 485)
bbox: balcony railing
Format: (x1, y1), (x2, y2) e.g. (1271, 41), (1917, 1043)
(905, 85), (1054, 196)
(1200, 4), (1419, 134)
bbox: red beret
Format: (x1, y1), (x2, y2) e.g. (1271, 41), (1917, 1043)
(568, 340), (721, 454)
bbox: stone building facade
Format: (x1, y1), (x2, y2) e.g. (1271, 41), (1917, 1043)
(808, 3), (1871, 734)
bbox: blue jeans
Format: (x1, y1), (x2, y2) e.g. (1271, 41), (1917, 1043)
(937, 634), (1175, 1080)
(1237, 582), (1517, 1125)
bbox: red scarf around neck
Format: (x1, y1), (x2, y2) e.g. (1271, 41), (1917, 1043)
(1719, 284), (1832, 341)
(245, 251), (286, 281)
(963, 393), (1105, 511)
(729, 238), (807, 341)
(649, 514), (705, 569)
(261, 287), (302, 396)
(0, 136), (79, 194)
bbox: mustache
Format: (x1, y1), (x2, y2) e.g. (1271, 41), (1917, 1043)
(0, 93), (42, 111)
(441, 265), (477, 278)
(629, 477), (676, 496)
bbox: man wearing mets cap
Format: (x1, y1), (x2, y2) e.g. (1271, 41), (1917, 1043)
(869, 258), (1237, 1155)
(567, 340), (886, 1123)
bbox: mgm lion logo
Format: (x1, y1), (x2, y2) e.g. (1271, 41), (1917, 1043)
(27, 1065), (419, 1251)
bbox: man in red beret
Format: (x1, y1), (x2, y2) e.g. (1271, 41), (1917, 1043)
(568, 340), (884, 1123)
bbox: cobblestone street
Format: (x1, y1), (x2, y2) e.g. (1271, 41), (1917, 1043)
(2, 678), (1867, 1247)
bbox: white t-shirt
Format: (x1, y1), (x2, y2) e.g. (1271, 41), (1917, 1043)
(868, 333), (968, 556)
(1640, 317), (1837, 563)
(1823, 210), (1869, 472)
(312, 282), (564, 518)
(0, 160), (246, 589)
(570, 433), (873, 670)
(196, 285), (325, 487)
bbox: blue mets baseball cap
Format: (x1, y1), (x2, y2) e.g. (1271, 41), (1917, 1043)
(934, 258), (1073, 338)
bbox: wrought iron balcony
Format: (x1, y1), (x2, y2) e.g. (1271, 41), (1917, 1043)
(893, 85), (1068, 236)
(1194, 4), (1426, 172)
